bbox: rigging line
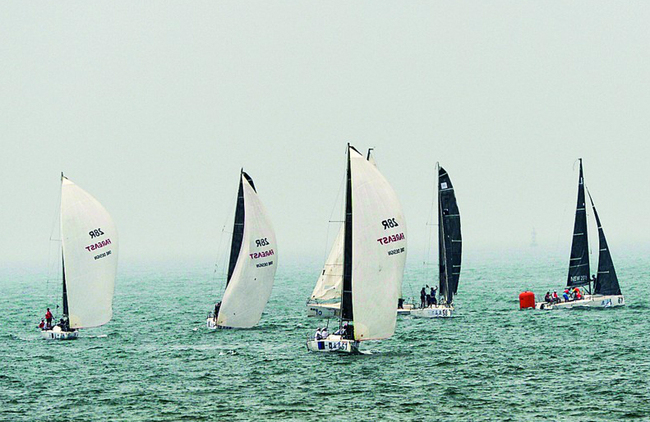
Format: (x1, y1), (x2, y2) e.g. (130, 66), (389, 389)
(45, 178), (63, 308)
(212, 176), (240, 298)
(322, 156), (347, 265)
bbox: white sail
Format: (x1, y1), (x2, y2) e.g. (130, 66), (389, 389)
(349, 148), (407, 341)
(60, 178), (118, 329)
(217, 174), (277, 328)
(310, 225), (344, 301)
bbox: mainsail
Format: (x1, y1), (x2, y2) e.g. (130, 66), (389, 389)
(587, 191), (622, 296)
(60, 177), (118, 329)
(310, 225), (344, 301)
(567, 159), (590, 287)
(341, 145), (407, 341)
(438, 165), (462, 305)
(217, 171), (277, 328)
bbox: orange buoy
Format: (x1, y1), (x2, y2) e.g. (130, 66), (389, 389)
(519, 291), (535, 309)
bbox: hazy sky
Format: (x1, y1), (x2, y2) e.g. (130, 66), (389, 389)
(2, 2), (649, 268)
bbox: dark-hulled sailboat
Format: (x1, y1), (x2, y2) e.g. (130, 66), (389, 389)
(536, 159), (624, 309)
(412, 164), (462, 318)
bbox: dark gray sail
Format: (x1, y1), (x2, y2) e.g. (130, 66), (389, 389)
(226, 170), (256, 286)
(62, 253), (69, 316)
(567, 159), (590, 287)
(587, 191), (622, 296)
(341, 145), (355, 323)
(438, 166), (462, 305)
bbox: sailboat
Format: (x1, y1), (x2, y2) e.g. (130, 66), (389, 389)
(306, 149), (395, 319)
(535, 159), (624, 309)
(207, 170), (277, 329)
(41, 174), (118, 340)
(306, 145), (407, 353)
(411, 164), (462, 318)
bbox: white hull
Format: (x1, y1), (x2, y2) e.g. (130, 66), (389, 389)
(206, 317), (234, 329)
(41, 327), (78, 340)
(397, 303), (415, 315)
(306, 302), (341, 318)
(535, 294), (625, 310)
(306, 334), (359, 354)
(410, 304), (454, 318)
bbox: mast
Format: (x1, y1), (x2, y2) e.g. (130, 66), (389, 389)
(587, 190), (622, 296)
(341, 144), (354, 324)
(567, 159), (591, 287)
(226, 170), (247, 286)
(60, 173), (69, 318)
(438, 165), (462, 305)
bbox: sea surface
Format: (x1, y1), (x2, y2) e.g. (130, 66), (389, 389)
(1, 252), (649, 421)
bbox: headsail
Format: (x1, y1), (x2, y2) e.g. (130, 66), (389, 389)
(567, 159), (590, 287)
(60, 177), (118, 329)
(438, 165), (462, 305)
(217, 171), (277, 328)
(587, 191), (622, 296)
(310, 225), (344, 302)
(344, 145), (407, 341)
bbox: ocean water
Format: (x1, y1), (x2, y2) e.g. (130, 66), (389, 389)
(1, 254), (649, 421)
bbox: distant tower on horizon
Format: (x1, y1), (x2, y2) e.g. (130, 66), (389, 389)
(530, 227), (538, 247)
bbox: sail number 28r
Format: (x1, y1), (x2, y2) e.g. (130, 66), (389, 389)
(381, 218), (399, 230)
(256, 238), (270, 247)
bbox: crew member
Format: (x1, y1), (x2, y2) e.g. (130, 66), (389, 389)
(420, 288), (426, 308)
(45, 308), (53, 327)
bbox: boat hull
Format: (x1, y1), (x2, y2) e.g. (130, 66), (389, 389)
(535, 294), (625, 310)
(41, 328), (78, 340)
(206, 318), (235, 329)
(306, 335), (359, 354)
(410, 304), (454, 318)
(306, 302), (341, 318)
(397, 303), (415, 315)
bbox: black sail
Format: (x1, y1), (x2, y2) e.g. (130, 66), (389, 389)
(226, 170), (256, 286)
(588, 192), (622, 296)
(567, 159), (590, 287)
(438, 166), (462, 305)
(62, 252), (69, 316)
(341, 145), (354, 322)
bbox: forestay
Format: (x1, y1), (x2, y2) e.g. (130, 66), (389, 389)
(218, 172), (277, 328)
(61, 177), (118, 329)
(349, 147), (406, 341)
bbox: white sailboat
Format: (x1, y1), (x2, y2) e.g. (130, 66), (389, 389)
(534, 159), (625, 310)
(306, 145), (407, 353)
(306, 149), (413, 318)
(411, 164), (462, 318)
(207, 170), (277, 329)
(41, 174), (118, 340)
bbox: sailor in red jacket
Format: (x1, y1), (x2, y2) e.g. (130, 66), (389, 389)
(45, 308), (53, 328)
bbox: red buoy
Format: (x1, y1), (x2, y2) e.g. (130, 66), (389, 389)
(519, 291), (535, 309)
